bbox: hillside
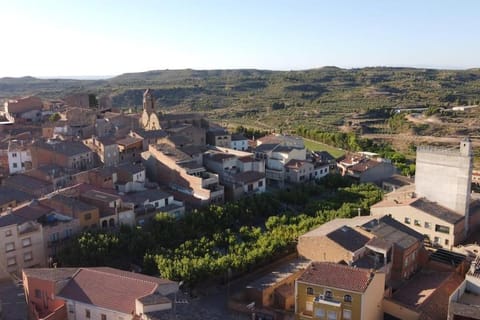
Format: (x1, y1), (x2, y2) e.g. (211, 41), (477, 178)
(2, 67), (480, 135)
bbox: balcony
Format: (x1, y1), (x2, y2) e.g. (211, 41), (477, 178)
(314, 295), (342, 308)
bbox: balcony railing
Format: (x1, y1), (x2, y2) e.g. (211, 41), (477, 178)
(314, 295), (342, 307)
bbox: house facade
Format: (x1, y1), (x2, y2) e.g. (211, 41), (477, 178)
(230, 133), (249, 151)
(31, 140), (95, 171)
(0, 203), (47, 280)
(371, 197), (466, 249)
(295, 262), (385, 320)
(7, 139), (32, 174)
(83, 136), (119, 167)
(143, 144), (224, 206)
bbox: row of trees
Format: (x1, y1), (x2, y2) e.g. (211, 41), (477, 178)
(296, 126), (416, 176)
(58, 175), (383, 287)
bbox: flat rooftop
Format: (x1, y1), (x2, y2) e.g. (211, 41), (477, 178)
(245, 259), (310, 291)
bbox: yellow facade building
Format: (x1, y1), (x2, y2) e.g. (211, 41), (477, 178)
(295, 262), (385, 320)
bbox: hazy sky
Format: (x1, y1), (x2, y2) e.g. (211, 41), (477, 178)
(1, 0), (479, 77)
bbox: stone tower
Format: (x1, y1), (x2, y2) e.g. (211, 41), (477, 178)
(415, 138), (473, 233)
(140, 89), (161, 130)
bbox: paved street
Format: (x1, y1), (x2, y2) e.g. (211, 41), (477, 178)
(175, 286), (250, 320)
(0, 279), (27, 320)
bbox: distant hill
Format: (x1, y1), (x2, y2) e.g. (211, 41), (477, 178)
(1, 67), (480, 132)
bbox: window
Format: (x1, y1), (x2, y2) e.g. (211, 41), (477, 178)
(7, 257), (16, 266)
(315, 308), (325, 318)
(344, 294), (352, 303)
(24, 251), (33, 262)
(404, 255), (409, 267)
(13, 163), (17, 168)
(327, 310), (337, 320)
(343, 309), (352, 320)
(404, 217), (411, 224)
(424, 222), (431, 229)
(434, 236), (440, 244)
(12, 152), (17, 157)
(435, 224), (450, 234)
(324, 290), (333, 299)
(259, 180), (263, 187)
(22, 237), (32, 247)
(306, 287), (314, 295)
(35, 289), (41, 298)
(5, 229), (12, 237)
(5, 242), (15, 252)
(84, 213), (92, 220)
(85, 309), (90, 318)
(306, 301), (313, 312)
(445, 239), (450, 246)
(101, 314), (107, 320)
(414, 219), (420, 226)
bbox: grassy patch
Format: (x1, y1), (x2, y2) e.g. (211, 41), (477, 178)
(303, 139), (345, 158)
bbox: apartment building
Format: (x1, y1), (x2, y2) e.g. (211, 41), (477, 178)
(203, 148), (266, 201)
(371, 197), (467, 249)
(7, 139), (32, 174)
(295, 262), (385, 320)
(371, 139), (477, 249)
(142, 143), (224, 206)
(206, 127), (231, 148)
(42, 194), (100, 230)
(31, 139), (95, 171)
(230, 133), (249, 151)
(3, 96), (43, 123)
(117, 135), (143, 164)
(0, 201), (47, 279)
(83, 135), (119, 167)
(360, 215), (426, 285)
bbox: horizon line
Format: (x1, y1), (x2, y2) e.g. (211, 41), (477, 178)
(2, 64), (479, 80)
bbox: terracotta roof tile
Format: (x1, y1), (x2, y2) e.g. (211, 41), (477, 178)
(58, 267), (175, 314)
(297, 262), (374, 293)
(350, 159), (380, 173)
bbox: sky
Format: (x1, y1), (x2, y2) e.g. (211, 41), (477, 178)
(1, 0), (479, 77)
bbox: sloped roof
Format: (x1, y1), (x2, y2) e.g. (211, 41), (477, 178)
(349, 159), (380, 173)
(285, 159), (311, 169)
(362, 215), (424, 249)
(34, 140), (92, 157)
(23, 268), (78, 282)
(117, 135), (143, 146)
(254, 143), (278, 153)
(233, 171), (265, 184)
(122, 189), (171, 204)
(58, 267), (175, 314)
(326, 226), (371, 252)
(0, 186), (31, 205)
(231, 133), (248, 141)
(298, 262), (374, 293)
(410, 198), (464, 224)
